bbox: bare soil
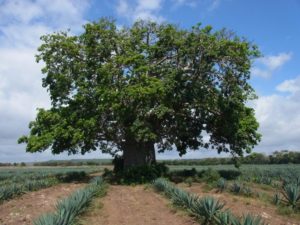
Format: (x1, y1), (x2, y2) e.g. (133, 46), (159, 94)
(0, 183), (85, 225)
(79, 185), (198, 225)
(177, 183), (300, 225)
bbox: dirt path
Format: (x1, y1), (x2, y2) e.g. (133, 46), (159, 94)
(79, 185), (197, 225)
(0, 183), (85, 225)
(177, 183), (300, 225)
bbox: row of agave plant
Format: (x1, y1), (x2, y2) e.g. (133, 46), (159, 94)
(34, 176), (106, 225)
(217, 178), (255, 198)
(241, 168), (300, 188)
(153, 178), (265, 225)
(0, 177), (58, 203)
(217, 177), (300, 210)
(0, 167), (100, 186)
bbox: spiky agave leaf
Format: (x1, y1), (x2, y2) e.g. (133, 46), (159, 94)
(33, 214), (58, 225)
(273, 192), (281, 205)
(191, 196), (225, 224)
(282, 184), (300, 208)
(33, 177), (105, 225)
(215, 210), (236, 225)
(232, 214), (265, 225)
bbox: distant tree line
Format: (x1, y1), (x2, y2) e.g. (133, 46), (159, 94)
(0, 162), (26, 167)
(160, 150), (300, 165)
(33, 159), (112, 167)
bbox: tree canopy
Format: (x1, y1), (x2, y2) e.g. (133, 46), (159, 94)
(19, 18), (261, 168)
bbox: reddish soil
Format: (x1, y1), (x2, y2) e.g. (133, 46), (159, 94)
(177, 183), (300, 225)
(0, 183), (85, 225)
(79, 185), (198, 225)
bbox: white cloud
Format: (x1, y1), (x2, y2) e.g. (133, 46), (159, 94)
(276, 76), (300, 95)
(259, 52), (292, 70)
(0, 0), (90, 162)
(116, 0), (164, 22)
(252, 52), (292, 78)
(208, 0), (221, 11)
(253, 76), (300, 153)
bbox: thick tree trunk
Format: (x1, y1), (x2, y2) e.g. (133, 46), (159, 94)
(122, 140), (156, 169)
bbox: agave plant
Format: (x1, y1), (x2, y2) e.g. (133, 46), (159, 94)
(282, 184), (300, 208)
(217, 178), (227, 192)
(236, 214), (266, 225)
(273, 192), (281, 205)
(231, 182), (242, 194)
(34, 214), (57, 225)
(191, 196), (225, 225)
(242, 186), (253, 197)
(171, 188), (197, 209)
(215, 210), (236, 225)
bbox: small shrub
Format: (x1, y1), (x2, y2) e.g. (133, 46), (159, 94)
(243, 186), (253, 197)
(217, 178), (227, 192)
(201, 169), (220, 183)
(115, 163), (168, 184)
(231, 182), (242, 194)
(218, 170), (241, 180)
(184, 177), (193, 187)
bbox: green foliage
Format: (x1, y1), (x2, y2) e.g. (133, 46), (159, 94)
(218, 170), (241, 180)
(57, 171), (87, 182)
(201, 168), (221, 183)
(184, 177), (194, 187)
(104, 163), (168, 184)
(19, 18), (261, 168)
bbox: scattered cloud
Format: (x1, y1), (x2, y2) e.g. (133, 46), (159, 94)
(171, 0), (197, 8)
(253, 75), (300, 153)
(252, 52), (292, 78)
(0, 0), (90, 163)
(208, 0), (221, 11)
(116, 0), (164, 22)
(276, 75), (300, 95)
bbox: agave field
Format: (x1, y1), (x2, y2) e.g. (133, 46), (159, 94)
(165, 164), (300, 224)
(0, 167), (100, 203)
(1, 164), (300, 225)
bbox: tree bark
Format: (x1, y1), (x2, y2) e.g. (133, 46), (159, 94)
(122, 140), (156, 169)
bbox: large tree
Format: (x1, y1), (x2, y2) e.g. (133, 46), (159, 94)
(19, 19), (261, 168)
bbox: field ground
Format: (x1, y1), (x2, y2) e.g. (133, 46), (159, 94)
(0, 183), (85, 225)
(79, 185), (197, 225)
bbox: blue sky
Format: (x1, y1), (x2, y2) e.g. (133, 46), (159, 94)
(0, 0), (300, 162)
